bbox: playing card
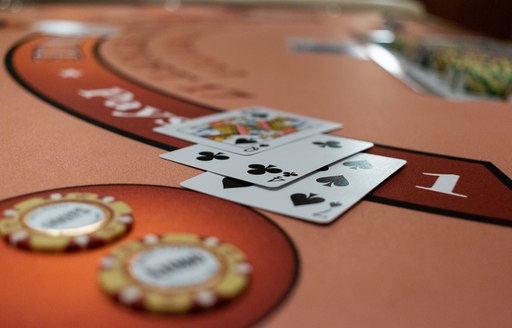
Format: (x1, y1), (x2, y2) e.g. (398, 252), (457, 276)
(181, 153), (406, 224)
(154, 106), (341, 155)
(161, 134), (373, 188)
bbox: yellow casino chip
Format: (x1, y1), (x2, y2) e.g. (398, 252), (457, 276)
(98, 233), (252, 314)
(0, 192), (133, 252)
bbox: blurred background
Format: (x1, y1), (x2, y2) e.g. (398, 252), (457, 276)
(420, 0), (511, 40)
(2, 0), (511, 40)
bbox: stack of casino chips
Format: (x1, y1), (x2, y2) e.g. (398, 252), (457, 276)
(386, 35), (512, 100)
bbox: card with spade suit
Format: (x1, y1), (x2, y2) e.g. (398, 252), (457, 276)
(160, 134), (373, 188)
(154, 106), (341, 155)
(181, 153), (406, 224)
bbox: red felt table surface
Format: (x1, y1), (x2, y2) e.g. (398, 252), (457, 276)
(0, 4), (511, 328)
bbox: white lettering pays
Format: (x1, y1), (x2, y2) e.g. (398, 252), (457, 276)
(78, 87), (186, 123)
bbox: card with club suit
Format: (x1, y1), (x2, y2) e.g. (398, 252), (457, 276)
(160, 134), (373, 188)
(154, 106), (342, 155)
(181, 152), (406, 224)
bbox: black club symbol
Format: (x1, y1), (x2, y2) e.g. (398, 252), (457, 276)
(247, 164), (282, 175)
(196, 151), (230, 161)
(313, 141), (342, 148)
(283, 172), (297, 177)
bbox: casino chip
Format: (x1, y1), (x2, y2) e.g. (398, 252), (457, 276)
(0, 192), (133, 252)
(98, 233), (252, 314)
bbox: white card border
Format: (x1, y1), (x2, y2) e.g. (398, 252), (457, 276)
(180, 153), (406, 224)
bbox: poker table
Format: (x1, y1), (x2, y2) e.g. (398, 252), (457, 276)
(1, 3), (511, 327)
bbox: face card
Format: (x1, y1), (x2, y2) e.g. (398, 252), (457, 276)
(154, 106), (342, 155)
(181, 153), (406, 224)
(160, 134), (373, 188)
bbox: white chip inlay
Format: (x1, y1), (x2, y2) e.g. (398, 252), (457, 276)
(196, 290), (216, 308)
(203, 237), (219, 247)
(119, 215), (132, 224)
(143, 234), (159, 244)
(24, 202), (106, 236)
(236, 262), (252, 274)
(100, 256), (117, 269)
(9, 230), (28, 244)
(50, 193), (63, 200)
(73, 235), (90, 247)
(129, 246), (220, 289)
(3, 209), (17, 217)
(102, 196), (115, 203)
(119, 286), (142, 305)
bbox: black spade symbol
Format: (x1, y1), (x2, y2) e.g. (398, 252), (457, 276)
(222, 177), (253, 189)
(316, 175), (349, 187)
(290, 193), (325, 206)
(343, 160), (373, 170)
(316, 165), (329, 172)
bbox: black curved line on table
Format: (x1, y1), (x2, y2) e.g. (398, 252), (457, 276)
(4, 35), (221, 152)
(0, 183), (300, 327)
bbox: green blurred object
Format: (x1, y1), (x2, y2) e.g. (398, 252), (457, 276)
(386, 35), (512, 99)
